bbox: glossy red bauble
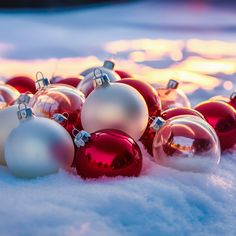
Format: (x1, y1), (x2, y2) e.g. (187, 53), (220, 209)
(161, 107), (205, 120)
(117, 78), (161, 117)
(53, 77), (83, 88)
(195, 101), (236, 150)
(30, 84), (85, 135)
(210, 92), (236, 111)
(6, 76), (36, 94)
(115, 70), (132, 79)
(0, 84), (20, 109)
(74, 129), (142, 179)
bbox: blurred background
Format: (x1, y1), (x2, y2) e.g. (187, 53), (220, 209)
(0, 0), (235, 105)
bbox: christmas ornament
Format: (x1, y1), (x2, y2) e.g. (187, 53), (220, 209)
(81, 70), (148, 141)
(6, 76), (36, 94)
(50, 75), (64, 84)
(161, 107), (205, 120)
(0, 105), (19, 165)
(74, 129), (142, 179)
(15, 92), (32, 105)
(156, 79), (190, 110)
(141, 107), (205, 156)
(210, 91), (236, 110)
(4, 103), (74, 178)
(195, 100), (236, 150)
(29, 72), (85, 135)
(55, 77), (83, 88)
(152, 116), (221, 172)
(115, 70), (132, 79)
(117, 78), (161, 117)
(0, 84), (20, 108)
(78, 60), (121, 97)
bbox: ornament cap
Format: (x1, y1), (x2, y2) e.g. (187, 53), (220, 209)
(74, 130), (91, 148)
(16, 92), (31, 104)
(93, 68), (110, 88)
(150, 117), (165, 131)
(103, 60), (115, 70)
(230, 91), (236, 101)
(35, 71), (50, 90)
(17, 103), (33, 121)
(52, 113), (68, 124)
(167, 79), (179, 89)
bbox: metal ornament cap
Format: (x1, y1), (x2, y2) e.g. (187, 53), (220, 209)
(167, 79), (179, 89)
(16, 93), (31, 104)
(150, 117), (165, 131)
(17, 103), (33, 121)
(231, 91), (236, 101)
(93, 69), (110, 88)
(74, 130), (91, 148)
(103, 60), (115, 70)
(52, 113), (68, 124)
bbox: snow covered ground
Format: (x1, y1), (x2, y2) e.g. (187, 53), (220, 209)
(0, 1), (236, 235)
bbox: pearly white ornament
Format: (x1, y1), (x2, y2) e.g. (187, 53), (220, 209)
(4, 103), (74, 178)
(81, 70), (148, 141)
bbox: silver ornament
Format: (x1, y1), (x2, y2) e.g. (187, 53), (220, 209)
(156, 80), (191, 110)
(78, 60), (121, 97)
(81, 72), (148, 141)
(0, 105), (19, 165)
(4, 103), (74, 178)
(152, 115), (221, 172)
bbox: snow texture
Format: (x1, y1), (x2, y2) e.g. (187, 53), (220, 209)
(0, 1), (236, 236)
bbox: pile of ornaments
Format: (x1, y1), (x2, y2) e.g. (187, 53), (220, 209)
(0, 59), (235, 179)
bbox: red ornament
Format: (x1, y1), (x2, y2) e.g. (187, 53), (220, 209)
(195, 100), (236, 150)
(161, 107), (205, 120)
(6, 76), (36, 94)
(117, 79), (162, 155)
(115, 70), (132, 79)
(210, 92), (236, 111)
(0, 84), (20, 108)
(29, 73), (85, 135)
(117, 78), (161, 117)
(157, 79), (190, 110)
(74, 129), (142, 179)
(52, 76), (83, 88)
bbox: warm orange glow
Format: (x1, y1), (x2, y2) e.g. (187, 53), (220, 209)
(223, 81), (233, 90)
(0, 38), (235, 97)
(173, 56), (236, 75)
(186, 39), (236, 58)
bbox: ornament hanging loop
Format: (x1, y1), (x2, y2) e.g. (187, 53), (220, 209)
(36, 71), (44, 81)
(35, 71), (50, 90)
(72, 127), (80, 137)
(17, 102), (33, 121)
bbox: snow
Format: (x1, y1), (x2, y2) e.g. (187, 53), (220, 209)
(0, 1), (236, 235)
(0, 148), (236, 236)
